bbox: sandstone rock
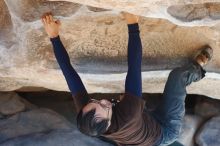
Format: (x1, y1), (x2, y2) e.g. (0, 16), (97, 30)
(0, 0), (17, 70)
(0, 0), (12, 30)
(195, 97), (220, 118)
(0, 108), (72, 142)
(177, 115), (203, 146)
(0, 0), (220, 100)
(0, 92), (112, 146)
(0, 107), (112, 146)
(0, 92), (26, 115)
(50, 0), (220, 26)
(167, 3), (220, 22)
(196, 116), (220, 146)
(4, 0), (82, 22)
(0, 92), (36, 115)
(0, 129), (113, 146)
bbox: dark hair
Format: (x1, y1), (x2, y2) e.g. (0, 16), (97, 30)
(76, 109), (109, 136)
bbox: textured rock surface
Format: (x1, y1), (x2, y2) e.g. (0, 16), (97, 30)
(1, 0), (220, 99)
(168, 3), (220, 22)
(0, 92), (36, 115)
(195, 97), (220, 118)
(0, 91), (112, 146)
(0, 129), (113, 146)
(0, 92), (25, 115)
(0, 108), (73, 142)
(196, 116), (220, 146)
(50, 0), (220, 26)
(177, 115), (203, 146)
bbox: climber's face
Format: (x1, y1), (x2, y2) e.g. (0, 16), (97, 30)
(83, 99), (113, 128)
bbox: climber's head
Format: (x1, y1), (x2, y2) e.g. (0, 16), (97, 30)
(77, 99), (113, 136)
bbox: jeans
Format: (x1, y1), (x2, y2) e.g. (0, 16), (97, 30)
(151, 61), (206, 145)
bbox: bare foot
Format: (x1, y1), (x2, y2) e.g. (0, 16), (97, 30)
(121, 12), (139, 24)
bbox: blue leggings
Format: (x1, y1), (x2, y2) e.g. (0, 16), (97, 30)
(50, 23), (142, 98)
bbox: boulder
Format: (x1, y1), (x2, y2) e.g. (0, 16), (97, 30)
(0, 108), (73, 142)
(0, 129), (113, 146)
(196, 116), (220, 146)
(0, 91), (112, 146)
(195, 97), (220, 118)
(0, 107), (112, 146)
(50, 0), (220, 26)
(177, 115), (203, 146)
(0, 0), (220, 99)
(0, 92), (30, 115)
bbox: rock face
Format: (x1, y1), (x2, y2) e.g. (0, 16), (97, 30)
(0, 130), (113, 146)
(0, 108), (112, 146)
(195, 97), (220, 118)
(177, 115), (202, 146)
(0, 92), (112, 146)
(168, 3), (220, 22)
(50, 0), (220, 26)
(196, 116), (220, 146)
(0, 92), (26, 115)
(1, 0), (220, 99)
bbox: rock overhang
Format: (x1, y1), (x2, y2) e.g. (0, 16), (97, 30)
(49, 0), (220, 26)
(0, 0), (220, 99)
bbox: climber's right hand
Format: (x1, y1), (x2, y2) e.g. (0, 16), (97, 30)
(41, 12), (61, 38)
(121, 12), (139, 24)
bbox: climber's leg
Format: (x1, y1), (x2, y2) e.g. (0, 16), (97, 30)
(152, 46), (212, 145)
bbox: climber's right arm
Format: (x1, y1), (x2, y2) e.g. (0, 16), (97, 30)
(50, 36), (90, 112)
(50, 36), (88, 96)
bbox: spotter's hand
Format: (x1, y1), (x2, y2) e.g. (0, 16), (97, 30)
(41, 12), (61, 38)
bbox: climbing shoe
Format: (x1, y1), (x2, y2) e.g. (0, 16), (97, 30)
(194, 45), (213, 66)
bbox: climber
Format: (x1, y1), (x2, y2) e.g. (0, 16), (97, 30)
(41, 12), (213, 146)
